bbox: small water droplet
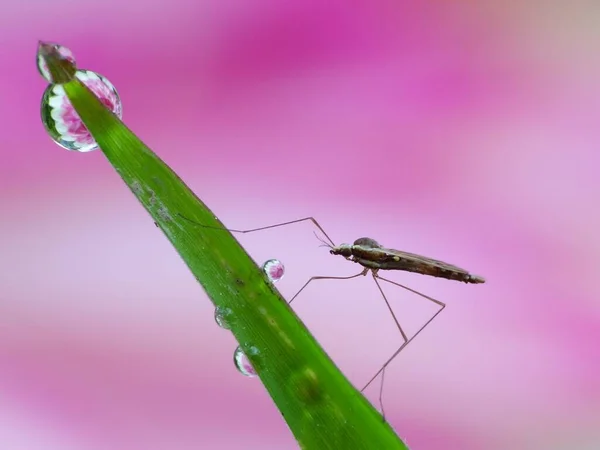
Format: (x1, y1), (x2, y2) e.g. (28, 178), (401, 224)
(262, 259), (285, 283)
(233, 346), (257, 377)
(41, 69), (123, 152)
(37, 42), (77, 83)
(214, 306), (233, 330)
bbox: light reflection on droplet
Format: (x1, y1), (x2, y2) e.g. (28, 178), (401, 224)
(233, 346), (257, 377)
(214, 306), (233, 330)
(262, 259), (285, 283)
(37, 42), (77, 83)
(40, 70), (122, 152)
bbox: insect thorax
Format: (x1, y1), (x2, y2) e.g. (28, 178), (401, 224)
(330, 243), (353, 257)
(353, 237), (381, 248)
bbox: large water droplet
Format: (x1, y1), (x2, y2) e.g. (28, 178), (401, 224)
(214, 306), (233, 330)
(41, 70), (123, 152)
(233, 346), (257, 377)
(262, 259), (285, 283)
(37, 42), (77, 83)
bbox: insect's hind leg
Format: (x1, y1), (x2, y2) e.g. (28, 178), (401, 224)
(176, 214), (336, 247)
(363, 273), (446, 420)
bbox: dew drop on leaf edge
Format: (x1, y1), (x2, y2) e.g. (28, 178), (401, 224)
(214, 306), (232, 330)
(262, 259), (285, 283)
(40, 70), (123, 152)
(37, 42), (77, 83)
(234, 346), (257, 377)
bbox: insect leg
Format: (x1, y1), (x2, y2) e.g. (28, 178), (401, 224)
(176, 213), (336, 247)
(362, 274), (446, 417)
(288, 269), (369, 305)
(371, 273), (409, 342)
(366, 273), (408, 420)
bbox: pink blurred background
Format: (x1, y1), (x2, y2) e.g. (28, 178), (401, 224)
(1, 1), (599, 449)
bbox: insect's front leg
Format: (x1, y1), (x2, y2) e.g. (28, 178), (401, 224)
(176, 213), (336, 247)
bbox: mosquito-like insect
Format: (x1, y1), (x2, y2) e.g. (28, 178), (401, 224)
(177, 214), (485, 418)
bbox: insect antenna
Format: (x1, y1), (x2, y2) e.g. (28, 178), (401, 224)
(314, 231), (334, 249)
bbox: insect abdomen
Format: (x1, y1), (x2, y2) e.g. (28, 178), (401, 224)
(427, 268), (485, 284)
(380, 256), (484, 284)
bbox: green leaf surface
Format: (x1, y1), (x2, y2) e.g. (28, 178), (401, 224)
(45, 49), (407, 449)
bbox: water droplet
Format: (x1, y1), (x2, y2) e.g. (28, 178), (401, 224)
(262, 259), (285, 283)
(37, 42), (77, 83)
(41, 70), (123, 152)
(214, 306), (233, 330)
(233, 346), (257, 377)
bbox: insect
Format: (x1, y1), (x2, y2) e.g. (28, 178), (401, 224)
(177, 214), (485, 418)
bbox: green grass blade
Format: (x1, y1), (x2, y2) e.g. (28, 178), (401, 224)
(42, 46), (407, 449)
